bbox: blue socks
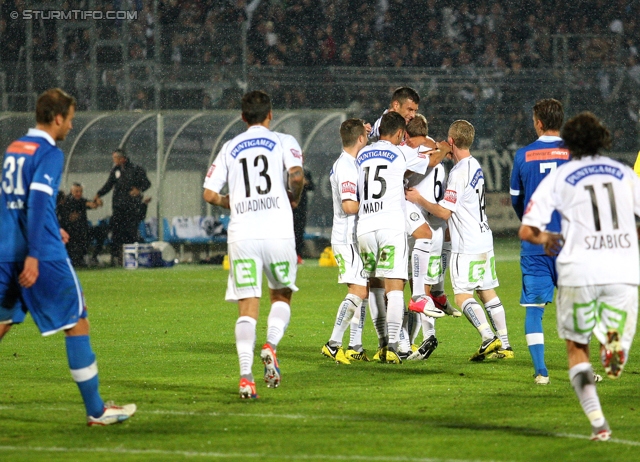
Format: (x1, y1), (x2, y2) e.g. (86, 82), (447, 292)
(525, 307), (548, 377)
(66, 335), (104, 418)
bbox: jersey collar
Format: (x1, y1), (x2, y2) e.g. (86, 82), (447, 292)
(538, 135), (562, 142)
(27, 128), (56, 146)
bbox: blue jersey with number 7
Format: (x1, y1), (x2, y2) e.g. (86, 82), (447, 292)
(510, 136), (570, 256)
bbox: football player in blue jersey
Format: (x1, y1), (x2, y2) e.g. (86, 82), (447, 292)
(510, 99), (569, 385)
(0, 88), (136, 425)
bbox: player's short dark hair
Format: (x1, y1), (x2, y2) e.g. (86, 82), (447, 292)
(561, 111), (611, 159)
(113, 148), (127, 158)
(35, 88), (76, 124)
(72, 182), (83, 188)
(340, 119), (366, 147)
(242, 90), (272, 125)
(448, 120), (475, 149)
(406, 114), (428, 138)
(379, 111), (406, 138)
(391, 87), (420, 106)
(533, 98), (564, 131)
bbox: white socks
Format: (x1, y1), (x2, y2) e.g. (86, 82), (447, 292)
(329, 294), (361, 346)
(267, 301), (291, 347)
(484, 297), (510, 348)
(235, 316), (257, 378)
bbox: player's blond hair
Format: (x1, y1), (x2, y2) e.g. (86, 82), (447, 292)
(448, 120), (475, 149)
(406, 114), (428, 138)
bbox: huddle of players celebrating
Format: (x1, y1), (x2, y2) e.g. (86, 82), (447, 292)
(322, 87), (512, 366)
(318, 88), (640, 442)
(202, 88), (639, 441)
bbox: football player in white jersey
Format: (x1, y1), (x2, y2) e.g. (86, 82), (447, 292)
(357, 111), (430, 363)
(402, 115), (462, 361)
(366, 87), (421, 353)
(322, 119), (370, 364)
(368, 87), (420, 140)
(520, 112), (640, 441)
(203, 90), (304, 399)
(411, 120), (513, 361)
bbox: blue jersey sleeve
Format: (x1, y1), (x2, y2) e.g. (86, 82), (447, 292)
(510, 150), (525, 221)
(27, 148), (64, 260)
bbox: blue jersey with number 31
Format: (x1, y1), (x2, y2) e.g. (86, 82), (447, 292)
(0, 130), (68, 262)
(510, 136), (570, 256)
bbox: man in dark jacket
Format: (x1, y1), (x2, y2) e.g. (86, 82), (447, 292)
(58, 183), (99, 267)
(94, 148), (151, 265)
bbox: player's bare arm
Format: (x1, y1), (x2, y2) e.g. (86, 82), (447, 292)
(287, 166), (304, 208)
(518, 224), (563, 257)
(203, 188), (230, 209)
(428, 141), (452, 168)
(341, 199), (359, 215)
(405, 188), (452, 220)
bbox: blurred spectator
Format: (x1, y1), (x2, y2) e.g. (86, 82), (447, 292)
(58, 183), (100, 267)
(293, 169), (314, 264)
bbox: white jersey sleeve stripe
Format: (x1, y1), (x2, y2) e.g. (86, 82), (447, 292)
(30, 182), (53, 195)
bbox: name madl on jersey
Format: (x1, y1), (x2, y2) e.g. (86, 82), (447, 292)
(234, 195), (282, 214)
(361, 200), (383, 214)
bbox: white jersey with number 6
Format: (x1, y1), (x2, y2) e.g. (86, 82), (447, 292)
(407, 162), (448, 231)
(522, 155), (640, 286)
(203, 125), (303, 243)
(356, 140), (409, 235)
(439, 156), (493, 254)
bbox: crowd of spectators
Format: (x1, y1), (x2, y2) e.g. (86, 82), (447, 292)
(0, 0), (638, 149)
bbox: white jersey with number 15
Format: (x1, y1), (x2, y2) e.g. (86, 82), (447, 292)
(356, 140), (408, 235)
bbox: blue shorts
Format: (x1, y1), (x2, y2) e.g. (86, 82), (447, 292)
(0, 259), (87, 336)
(520, 255), (557, 306)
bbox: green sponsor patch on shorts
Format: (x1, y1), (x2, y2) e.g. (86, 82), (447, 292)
(270, 261), (291, 285)
(378, 245), (395, 270)
(427, 255), (442, 278)
(234, 259), (257, 287)
(334, 253), (346, 275)
(361, 252), (376, 273)
(573, 300), (627, 334)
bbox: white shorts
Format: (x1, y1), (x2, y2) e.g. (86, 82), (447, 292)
(408, 226), (445, 286)
(556, 284), (638, 351)
(450, 250), (499, 294)
(358, 229), (408, 280)
(332, 243), (367, 286)
(225, 238), (298, 302)
(405, 201), (427, 235)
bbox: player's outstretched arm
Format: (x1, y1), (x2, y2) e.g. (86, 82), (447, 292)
(203, 189), (229, 209)
(287, 166), (304, 208)
(518, 225), (563, 256)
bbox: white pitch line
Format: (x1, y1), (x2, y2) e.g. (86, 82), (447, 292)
(2, 405), (640, 447)
(0, 446), (496, 462)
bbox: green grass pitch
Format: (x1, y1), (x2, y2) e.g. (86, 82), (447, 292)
(1, 238), (639, 461)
